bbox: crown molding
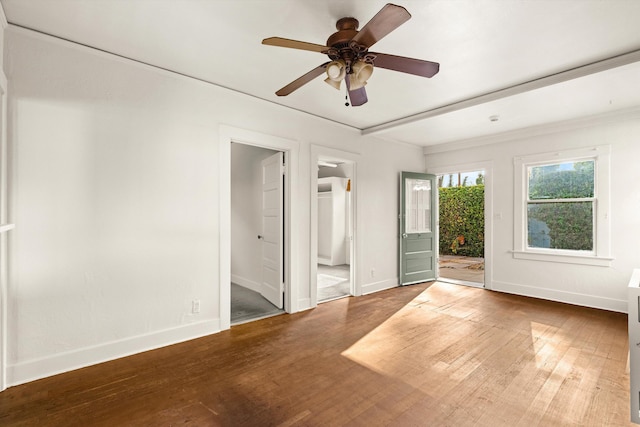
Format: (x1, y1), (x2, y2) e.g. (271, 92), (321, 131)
(6, 23), (361, 133)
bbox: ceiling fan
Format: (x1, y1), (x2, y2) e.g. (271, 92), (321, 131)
(262, 3), (440, 107)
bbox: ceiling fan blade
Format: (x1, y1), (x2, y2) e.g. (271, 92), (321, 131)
(372, 52), (440, 78)
(275, 62), (329, 96)
(351, 3), (411, 49)
(262, 37), (329, 53)
(345, 75), (368, 106)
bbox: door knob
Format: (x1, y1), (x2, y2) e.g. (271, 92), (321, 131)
(258, 235), (263, 240)
(402, 233), (407, 238)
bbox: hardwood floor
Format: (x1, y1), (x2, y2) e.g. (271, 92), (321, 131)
(0, 282), (632, 426)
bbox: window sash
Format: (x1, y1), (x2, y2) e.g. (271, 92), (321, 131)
(525, 158), (597, 253)
(527, 160), (595, 201)
(513, 145), (611, 266)
(526, 200), (595, 252)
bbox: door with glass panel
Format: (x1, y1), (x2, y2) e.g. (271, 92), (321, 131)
(400, 172), (437, 285)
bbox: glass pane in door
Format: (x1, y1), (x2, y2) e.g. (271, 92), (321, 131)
(405, 179), (431, 234)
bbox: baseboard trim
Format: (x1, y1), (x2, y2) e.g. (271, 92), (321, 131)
(491, 280), (627, 313)
(7, 319), (220, 387)
(231, 274), (261, 293)
(297, 298), (312, 312)
(362, 278), (398, 295)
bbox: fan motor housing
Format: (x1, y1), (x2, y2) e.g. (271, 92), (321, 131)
(326, 17), (359, 48)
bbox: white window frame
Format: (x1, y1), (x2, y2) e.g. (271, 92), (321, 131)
(513, 145), (612, 266)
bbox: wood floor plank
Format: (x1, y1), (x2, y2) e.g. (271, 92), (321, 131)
(0, 281), (633, 426)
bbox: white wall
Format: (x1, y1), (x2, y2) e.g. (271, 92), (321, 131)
(359, 138), (425, 294)
(0, 4), (9, 392)
(230, 143), (277, 291)
(4, 27), (424, 386)
(424, 113), (640, 312)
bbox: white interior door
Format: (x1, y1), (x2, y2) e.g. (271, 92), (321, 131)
(260, 152), (284, 308)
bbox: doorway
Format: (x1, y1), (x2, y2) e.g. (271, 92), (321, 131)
(316, 161), (353, 302)
(230, 143), (285, 324)
(220, 126), (300, 331)
(436, 170), (485, 287)
(310, 145), (358, 306)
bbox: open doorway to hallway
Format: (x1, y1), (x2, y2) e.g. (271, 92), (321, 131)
(230, 143), (285, 324)
(437, 170), (485, 287)
(316, 160), (353, 303)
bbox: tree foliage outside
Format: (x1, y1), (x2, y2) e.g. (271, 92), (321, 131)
(439, 172), (484, 188)
(527, 160), (594, 251)
(439, 185), (484, 257)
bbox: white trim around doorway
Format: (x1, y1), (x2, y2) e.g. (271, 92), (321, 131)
(219, 125), (300, 330)
(426, 161), (494, 290)
(310, 144), (360, 307)
(0, 69), (9, 392)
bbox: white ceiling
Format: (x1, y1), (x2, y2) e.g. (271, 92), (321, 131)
(3, 0), (640, 147)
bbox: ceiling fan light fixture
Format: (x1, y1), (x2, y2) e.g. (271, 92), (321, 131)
(324, 76), (342, 90)
(349, 60), (374, 90)
(348, 79), (366, 90)
(324, 60), (347, 90)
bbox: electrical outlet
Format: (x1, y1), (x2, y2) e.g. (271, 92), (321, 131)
(370, 268), (375, 278)
(192, 299), (201, 314)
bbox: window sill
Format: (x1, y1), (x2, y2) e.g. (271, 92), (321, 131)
(511, 250), (612, 267)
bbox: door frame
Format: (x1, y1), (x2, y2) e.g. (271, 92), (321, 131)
(0, 69), (8, 391)
(426, 161), (493, 290)
(310, 144), (359, 307)
(219, 126), (299, 330)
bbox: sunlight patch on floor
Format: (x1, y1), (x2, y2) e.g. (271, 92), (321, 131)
(530, 321), (551, 369)
(340, 284), (476, 379)
(529, 321), (566, 370)
(340, 283), (568, 388)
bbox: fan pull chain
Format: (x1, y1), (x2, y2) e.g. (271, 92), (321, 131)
(345, 86), (350, 107)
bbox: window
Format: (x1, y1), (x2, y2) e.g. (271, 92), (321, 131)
(513, 146), (611, 266)
(527, 160), (594, 251)
(405, 178), (431, 233)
